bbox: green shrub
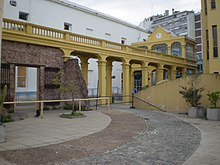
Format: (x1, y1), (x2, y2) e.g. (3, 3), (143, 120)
(207, 91), (220, 108)
(1, 114), (13, 123)
(179, 87), (204, 107)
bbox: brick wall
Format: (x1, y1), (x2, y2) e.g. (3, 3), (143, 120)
(1, 41), (88, 107)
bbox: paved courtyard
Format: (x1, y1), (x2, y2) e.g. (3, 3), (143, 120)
(0, 104), (220, 165)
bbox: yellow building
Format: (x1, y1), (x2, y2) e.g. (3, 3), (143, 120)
(132, 26), (197, 87)
(202, 0), (220, 74)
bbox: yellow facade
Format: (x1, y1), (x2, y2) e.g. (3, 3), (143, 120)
(134, 74), (220, 113)
(202, 0), (220, 73)
(2, 19), (197, 103)
(132, 26), (197, 88)
(132, 26), (197, 62)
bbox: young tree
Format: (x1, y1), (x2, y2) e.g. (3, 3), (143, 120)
(179, 75), (204, 107)
(53, 71), (76, 114)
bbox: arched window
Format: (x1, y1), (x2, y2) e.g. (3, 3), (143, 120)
(151, 44), (168, 54)
(171, 42), (182, 56)
(186, 43), (195, 60)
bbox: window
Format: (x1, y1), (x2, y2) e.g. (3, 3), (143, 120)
(211, 0), (216, 9)
(121, 37), (126, 44)
(206, 30), (209, 59)
(10, 0), (17, 6)
(196, 37), (202, 44)
(186, 43), (195, 60)
(212, 25), (218, 57)
(152, 44), (168, 54)
(197, 45), (202, 52)
(195, 22), (201, 29)
(64, 22), (72, 31)
(134, 71), (142, 92)
(19, 12), (29, 21)
(204, 0), (208, 14)
(195, 14), (201, 21)
(17, 66), (26, 87)
(171, 42), (182, 56)
(195, 30), (201, 36)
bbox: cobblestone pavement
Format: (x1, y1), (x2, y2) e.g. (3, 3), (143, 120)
(59, 108), (201, 165)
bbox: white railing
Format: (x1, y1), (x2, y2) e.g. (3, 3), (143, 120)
(3, 97), (110, 118)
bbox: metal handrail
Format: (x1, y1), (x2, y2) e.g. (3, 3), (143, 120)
(3, 97), (110, 118)
(133, 96), (166, 112)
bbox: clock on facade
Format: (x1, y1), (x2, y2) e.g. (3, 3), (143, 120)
(156, 32), (162, 39)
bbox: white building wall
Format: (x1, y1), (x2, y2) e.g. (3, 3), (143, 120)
(4, 0), (149, 96)
(4, 0), (147, 44)
(187, 13), (196, 39)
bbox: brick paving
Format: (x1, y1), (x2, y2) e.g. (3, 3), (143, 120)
(0, 110), (145, 165)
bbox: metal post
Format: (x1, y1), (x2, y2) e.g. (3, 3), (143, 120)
(130, 92), (135, 109)
(96, 80), (99, 110)
(107, 97), (110, 110)
(79, 100), (81, 112)
(40, 101), (43, 118)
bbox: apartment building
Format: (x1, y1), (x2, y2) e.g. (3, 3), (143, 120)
(201, 0), (220, 74)
(195, 12), (203, 73)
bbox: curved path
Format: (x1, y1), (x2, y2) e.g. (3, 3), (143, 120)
(72, 108), (201, 165)
(0, 106), (201, 165)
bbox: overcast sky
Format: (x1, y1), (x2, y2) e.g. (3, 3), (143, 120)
(68, 0), (201, 25)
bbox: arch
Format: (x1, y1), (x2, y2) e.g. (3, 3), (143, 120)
(171, 42), (182, 56)
(151, 43), (168, 54)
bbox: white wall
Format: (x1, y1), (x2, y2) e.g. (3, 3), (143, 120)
(3, 0), (148, 44)
(4, 0), (149, 95)
(187, 13), (196, 39)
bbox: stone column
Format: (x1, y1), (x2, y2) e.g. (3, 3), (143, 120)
(182, 68), (187, 77)
(168, 45), (172, 55)
(106, 61), (113, 103)
(0, 0), (4, 67)
(156, 65), (164, 83)
(182, 45), (186, 59)
(122, 60), (130, 103)
(38, 66), (45, 100)
(130, 68), (133, 94)
(97, 59), (107, 104)
(170, 66), (177, 80)
(8, 64), (15, 112)
(141, 62), (150, 88)
(79, 56), (89, 86)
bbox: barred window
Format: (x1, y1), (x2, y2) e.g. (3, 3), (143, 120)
(211, 0), (216, 9)
(212, 25), (218, 57)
